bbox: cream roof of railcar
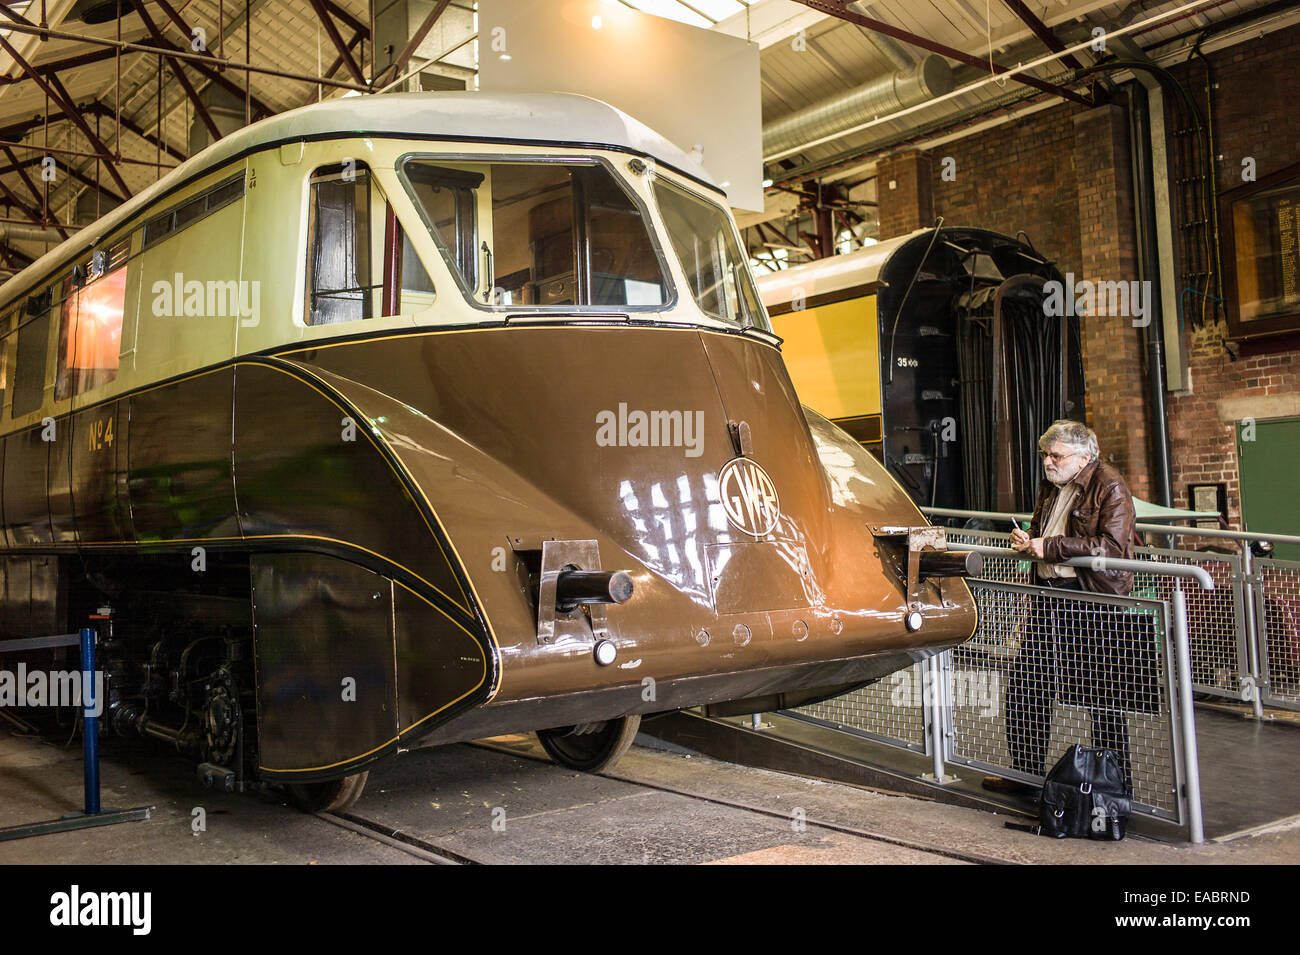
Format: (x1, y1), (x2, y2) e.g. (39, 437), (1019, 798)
(0, 92), (717, 307)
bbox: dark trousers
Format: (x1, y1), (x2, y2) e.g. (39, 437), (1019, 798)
(1005, 577), (1133, 789)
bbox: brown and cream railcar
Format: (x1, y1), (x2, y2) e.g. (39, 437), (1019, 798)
(0, 93), (977, 810)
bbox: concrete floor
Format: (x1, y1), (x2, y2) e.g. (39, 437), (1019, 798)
(0, 725), (1297, 864)
(689, 704), (1300, 842)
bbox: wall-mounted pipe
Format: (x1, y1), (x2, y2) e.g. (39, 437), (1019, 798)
(1128, 82), (1175, 509)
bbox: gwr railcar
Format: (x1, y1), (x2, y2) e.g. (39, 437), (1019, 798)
(0, 93), (977, 810)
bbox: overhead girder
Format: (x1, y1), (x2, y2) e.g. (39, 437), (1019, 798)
(999, 0), (1085, 70)
(791, 0), (1095, 107)
(133, 1), (224, 142)
(307, 0), (366, 85)
(374, 0), (454, 90)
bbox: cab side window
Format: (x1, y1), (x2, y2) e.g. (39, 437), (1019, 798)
(379, 205), (437, 317)
(306, 161), (436, 324)
(305, 162), (373, 325)
(0, 308), (15, 415)
(11, 288), (52, 417)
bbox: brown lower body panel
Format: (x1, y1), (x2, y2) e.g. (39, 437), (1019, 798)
(418, 645), (946, 746)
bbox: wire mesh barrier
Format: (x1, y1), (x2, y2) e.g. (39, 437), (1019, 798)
(1257, 558), (1300, 710)
(772, 508), (1276, 836)
(949, 527), (1247, 699)
(926, 504), (1300, 716)
(945, 581), (1182, 820)
(946, 528), (1031, 583)
(1131, 548), (1247, 700)
(787, 661), (930, 753)
(784, 577), (1186, 824)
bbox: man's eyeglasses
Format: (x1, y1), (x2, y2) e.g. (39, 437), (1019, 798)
(1037, 450), (1077, 463)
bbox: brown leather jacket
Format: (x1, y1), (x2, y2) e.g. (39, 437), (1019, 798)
(1028, 457), (1136, 596)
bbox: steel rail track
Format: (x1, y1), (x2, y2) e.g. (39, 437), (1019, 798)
(311, 741), (1016, 865)
(471, 740), (1015, 865)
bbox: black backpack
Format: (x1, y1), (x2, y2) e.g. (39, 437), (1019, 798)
(1038, 744), (1132, 840)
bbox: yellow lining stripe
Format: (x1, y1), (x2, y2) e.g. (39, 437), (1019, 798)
(276, 321), (780, 357)
(70, 532), (469, 618)
(259, 580), (489, 774)
(252, 359), (471, 611)
(0, 358), (475, 616)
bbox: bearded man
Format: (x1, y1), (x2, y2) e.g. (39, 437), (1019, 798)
(982, 419), (1141, 797)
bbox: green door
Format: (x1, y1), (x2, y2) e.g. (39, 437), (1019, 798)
(1237, 416), (1300, 561)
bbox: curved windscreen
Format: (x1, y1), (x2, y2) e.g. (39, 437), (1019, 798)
(653, 180), (769, 331)
(401, 157), (669, 309)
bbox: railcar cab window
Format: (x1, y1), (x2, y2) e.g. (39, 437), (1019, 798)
(400, 157), (668, 308)
(56, 241), (130, 401)
(653, 180), (769, 331)
(305, 161), (435, 325)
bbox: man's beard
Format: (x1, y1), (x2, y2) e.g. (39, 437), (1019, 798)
(1045, 459), (1084, 486)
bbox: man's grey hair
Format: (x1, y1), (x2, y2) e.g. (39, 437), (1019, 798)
(1039, 419), (1099, 462)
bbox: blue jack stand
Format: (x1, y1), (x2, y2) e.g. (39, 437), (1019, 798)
(0, 625), (152, 841)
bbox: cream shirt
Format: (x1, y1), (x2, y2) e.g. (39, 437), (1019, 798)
(1036, 481), (1081, 579)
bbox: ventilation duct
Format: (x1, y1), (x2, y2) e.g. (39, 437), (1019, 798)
(0, 223), (72, 244)
(70, 0), (138, 24)
(763, 54), (954, 157)
(846, 2), (915, 71)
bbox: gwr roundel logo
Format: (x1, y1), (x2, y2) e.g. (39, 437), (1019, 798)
(718, 457), (781, 538)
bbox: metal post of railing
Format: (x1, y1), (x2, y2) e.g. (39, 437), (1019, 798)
(80, 627), (100, 816)
(0, 625), (151, 841)
(1240, 546), (1266, 719)
(1172, 586), (1205, 844)
(926, 653), (949, 783)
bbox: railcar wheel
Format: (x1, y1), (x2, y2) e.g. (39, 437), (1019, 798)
(536, 715), (641, 773)
(285, 771), (369, 813)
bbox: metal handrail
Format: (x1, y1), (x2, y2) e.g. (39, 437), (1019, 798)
(924, 505), (1300, 547)
(1130, 525), (1300, 547)
(961, 543), (1216, 590)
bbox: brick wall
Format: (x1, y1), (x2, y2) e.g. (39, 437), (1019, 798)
(1072, 104), (1152, 499)
(927, 97), (1155, 497)
(930, 104), (1084, 278)
(877, 150), (934, 238)
(915, 21), (1300, 524)
(1168, 327), (1300, 527)
(1162, 22), (1300, 528)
